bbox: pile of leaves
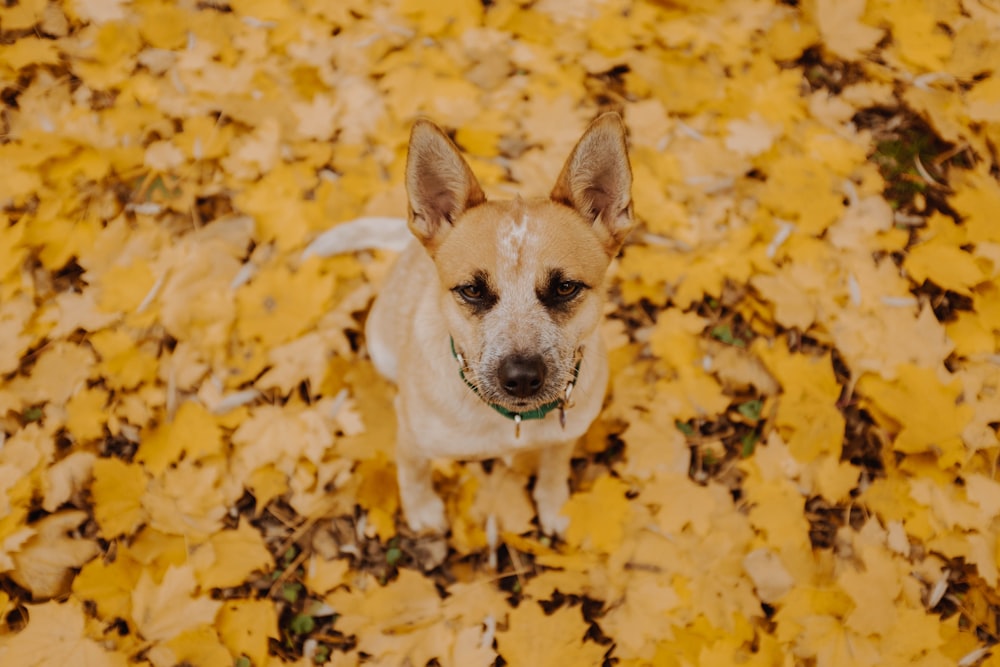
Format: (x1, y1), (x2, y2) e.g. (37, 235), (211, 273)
(2, 0), (999, 665)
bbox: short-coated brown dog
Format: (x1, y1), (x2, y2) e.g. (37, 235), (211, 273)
(365, 112), (633, 535)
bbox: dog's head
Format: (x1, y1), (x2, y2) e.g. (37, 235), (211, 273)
(405, 113), (633, 412)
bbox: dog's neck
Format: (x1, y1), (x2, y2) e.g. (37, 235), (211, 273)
(449, 337), (582, 438)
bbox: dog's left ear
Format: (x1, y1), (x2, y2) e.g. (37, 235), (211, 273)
(406, 119), (486, 254)
(551, 112), (634, 256)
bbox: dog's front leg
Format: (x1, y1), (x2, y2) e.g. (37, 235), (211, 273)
(533, 441), (574, 536)
(396, 431), (448, 534)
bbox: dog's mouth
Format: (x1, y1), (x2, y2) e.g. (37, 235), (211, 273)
(460, 351), (581, 413)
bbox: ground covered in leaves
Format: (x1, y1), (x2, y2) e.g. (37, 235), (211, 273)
(2, 0), (1000, 665)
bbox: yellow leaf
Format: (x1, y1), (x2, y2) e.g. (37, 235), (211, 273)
(859, 365), (974, 468)
(175, 115), (236, 161)
(132, 565), (222, 642)
(814, 0), (884, 60)
(758, 155), (844, 234)
(164, 626), (232, 667)
(967, 71), (1000, 123)
(232, 404), (334, 475)
(397, 0), (482, 36)
(354, 455), (400, 541)
(143, 461), (228, 539)
(91, 458), (148, 539)
(136, 401), (223, 475)
(236, 259), (337, 347)
(66, 386), (110, 442)
(0, 599), (128, 667)
(563, 475), (631, 553)
(742, 548), (794, 604)
(0, 37), (61, 72)
(882, 606), (946, 661)
(646, 473), (721, 538)
(217, 600), (278, 666)
(19, 210), (101, 271)
(97, 261), (156, 313)
(0, 0), (47, 31)
(876, 0), (952, 71)
(765, 15), (820, 61)
(951, 168), (1000, 244)
(0, 295), (34, 375)
(497, 601), (606, 667)
(73, 548), (142, 620)
(455, 125), (503, 160)
(839, 544), (901, 636)
(10, 341), (95, 406)
(905, 240), (984, 294)
(42, 451), (96, 512)
(795, 615), (881, 667)
(255, 332), (330, 395)
(325, 570), (445, 665)
(192, 520), (274, 589)
(247, 464), (289, 516)
(89, 329), (160, 391)
(304, 555), (350, 595)
(756, 340), (845, 461)
(138, 2), (189, 49)
(10, 511), (99, 599)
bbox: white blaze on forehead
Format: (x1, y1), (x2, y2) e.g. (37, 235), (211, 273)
(498, 210), (538, 273)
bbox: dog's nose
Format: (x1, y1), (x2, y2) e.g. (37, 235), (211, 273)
(498, 355), (547, 398)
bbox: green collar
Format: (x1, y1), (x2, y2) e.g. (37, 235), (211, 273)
(449, 337), (581, 431)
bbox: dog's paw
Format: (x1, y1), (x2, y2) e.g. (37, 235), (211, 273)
(404, 496), (449, 534)
(534, 478), (570, 538)
(537, 506), (570, 538)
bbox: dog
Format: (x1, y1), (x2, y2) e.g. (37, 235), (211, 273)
(365, 112), (633, 535)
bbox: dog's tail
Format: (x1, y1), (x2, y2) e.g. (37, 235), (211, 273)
(301, 217), (411, 260)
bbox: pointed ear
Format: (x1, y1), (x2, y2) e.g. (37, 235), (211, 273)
(405, 119), (486, 253)
(550, 112), (634, 255)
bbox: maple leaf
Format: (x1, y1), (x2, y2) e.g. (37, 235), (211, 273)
(132, 565), (222, 642)
(497, 601), (606, 666)
(859, 365), (975, 468)
(563, 475), (632, 553)
(217, 600), (277, 666)
(136, 401), (223, 475)
(813, 0), (884, 61)
(191, 520), (274, 589)
(0, 599), (127, 667)
(9, 511), (99, 599)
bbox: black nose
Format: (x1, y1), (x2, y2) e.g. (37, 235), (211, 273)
(498, 355), (547, 398)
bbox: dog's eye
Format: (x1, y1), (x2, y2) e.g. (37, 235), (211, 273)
(554, 281), (582, 299)
(457, 284), (484, 301)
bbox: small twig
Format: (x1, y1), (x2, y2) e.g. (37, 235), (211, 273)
(913, 153), (947, 189)
(268, 548), (309, 598)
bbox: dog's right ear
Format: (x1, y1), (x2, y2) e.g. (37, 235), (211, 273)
(405, 120), (486, 253)
(550, 112), (633, 256)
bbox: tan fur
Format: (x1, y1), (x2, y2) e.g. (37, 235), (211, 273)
(366, 113), (633, 534)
